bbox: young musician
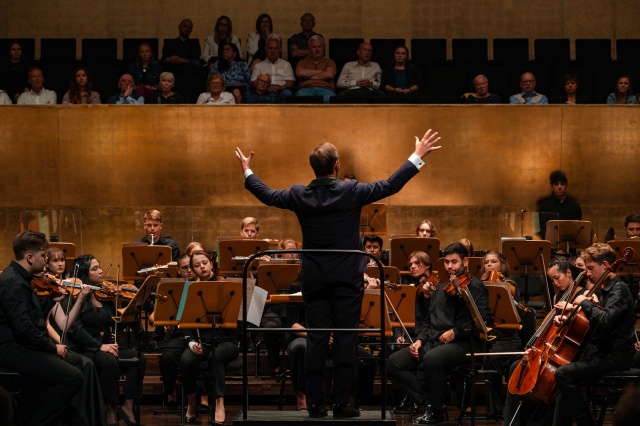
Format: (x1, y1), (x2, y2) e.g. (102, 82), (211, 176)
(134, 209), (180, 261)
(180, 250), (237, 424)
(552, 243), (635, 426)
(240, 216), (260, 239)
(0, 231), (84, 426)
(60, 255), (146, 426)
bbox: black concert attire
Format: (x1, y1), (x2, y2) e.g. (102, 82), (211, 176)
(134, 235), (181, 262)
(156, 324), (187, 403)
(151, 91), (185, 104)
(0, 261), (84, 426)
(0, 59), (30, 102)
(244, 155), (424, 407)
(179, 277), (239, 398)
(161, 37), (202, 68)
(387, 276), (492, 411)
(60, 298), (146, 408)
(537, 194), (582, 238)
(553, 275), (635, 425)
(285, 282), (376, 403)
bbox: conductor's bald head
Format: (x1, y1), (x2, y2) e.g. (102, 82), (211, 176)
(309, 142), (339, 178)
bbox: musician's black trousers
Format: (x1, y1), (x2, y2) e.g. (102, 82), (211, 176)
(553, 350), (633, 425)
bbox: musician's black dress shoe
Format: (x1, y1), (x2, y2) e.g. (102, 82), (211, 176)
(414, 406), (446, 424)
(333, 403), (360, 419)
(308, 404), (328, 418)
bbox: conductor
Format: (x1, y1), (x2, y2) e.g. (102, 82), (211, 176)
(235, 129), (442, 418)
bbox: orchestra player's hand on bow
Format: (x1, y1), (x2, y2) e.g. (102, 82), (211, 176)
(409, 340), (423, 360)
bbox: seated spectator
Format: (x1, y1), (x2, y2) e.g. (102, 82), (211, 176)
(509, 72), (548, 104)
(161, 18), (202, 68)
(127, 42), (163, 101)
(551, 73), (588, 104)
(201, 15), (243, 67)
(62, 67), (101, 104)
(295, 35), (336, 103)
(245, 73), (277, 104)
(288, 13), (318, 72)
(247, 13), (281, 70)
(250, 38), (294, 102)
(337, 42), (383, 101)
(212, 43), (251, 104)
(607, 75), (638, 104)
(0, 40), (31, 103)
(463, 74), (501, 104)
(196, 73), (235, 105)
(17, 67), (57, 105)
(106, 74), (144, 104)
(150, 72), (184, 104)
(0, 89), (11, 104)
(381, 45), (422, 98)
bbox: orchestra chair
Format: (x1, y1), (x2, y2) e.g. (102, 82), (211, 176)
(0, 367), (26, 426)
(588, 368), (640, 426)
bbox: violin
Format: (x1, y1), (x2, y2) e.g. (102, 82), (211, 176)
(443, 272), (471, 298)
(31, 273), (66, 298)
(417, 272), (439, 296)
(483, 270), (531, 313)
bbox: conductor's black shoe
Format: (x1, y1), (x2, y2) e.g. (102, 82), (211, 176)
(393, 396), (413, 413)
(333, 403), (360, 419)
(414, 407), (445, 425)
(308, 404), (328, 418)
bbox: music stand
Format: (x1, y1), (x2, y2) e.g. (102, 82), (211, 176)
(217, 239), (269, 276)
(360, 289), (393, 337)
(435, 257), (484, 281)
(256, 263), (300, 295)
(366, 266), (400, 283)
(121, 244), (172, 281)
(389, 237), (440, 274)
(384, 285), (417, 329)
(152, 279), (186, 327)
(502, 239), (552, 305)
(545, 220), (593, 252)
(484, 282), (521, 330)
(50, 242), (76, 273)
(360, 203), (387, 235)
(607, 240), (640, 277)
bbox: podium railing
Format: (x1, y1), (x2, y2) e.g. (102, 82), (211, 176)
(241, 249), (388, 420)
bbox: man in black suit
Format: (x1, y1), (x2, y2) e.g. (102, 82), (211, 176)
(235, 129), (442, 418)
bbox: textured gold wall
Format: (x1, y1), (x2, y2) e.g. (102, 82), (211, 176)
(1, 1), (640, 59)
(0, 104), (637, 268)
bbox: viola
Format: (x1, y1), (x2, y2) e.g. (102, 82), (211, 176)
(417, 272), (439, 296)
(31, 273), (66, 298)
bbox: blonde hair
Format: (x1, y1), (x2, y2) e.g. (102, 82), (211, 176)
(241, 217), (260, 231)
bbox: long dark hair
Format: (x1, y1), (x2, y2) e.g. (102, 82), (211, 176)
(67, 67), (94, 104)
(255, 13), (273, 33)
(218, 42), (240, 72)
(214, 15), (233, 43)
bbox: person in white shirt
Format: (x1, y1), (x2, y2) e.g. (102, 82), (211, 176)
(337, 42), (383, 101)
(17, 67), (57, 105)
(196, 73), (236, 105)
(0, 90), (12, 104)
(250, 38), (295, 102)
(201, 15), (243, 67)
(246, 13), (281, 70)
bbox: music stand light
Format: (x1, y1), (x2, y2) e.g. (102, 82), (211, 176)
(389, 237), (440, 274)
(360, 203), (387, 235)
(121, 244), (172, 281)
(545, 220), (593, 252)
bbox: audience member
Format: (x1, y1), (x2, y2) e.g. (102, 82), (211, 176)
(295, 35), (336, 103)
(337, 42), (383, 101)
(196, 73), (235, 105)
(106, 74), (144, 104)
(150, 72), (184, 104)
(416, 219), (437, 237)
(62, 67), (101, 104)
(161, 19), (202, 68)
(247, 13), (281, 70)
(17, 67), (57, 105)
(381, 45), (422, 99)
(463, 74), (501, 104)
(250, 38), (295, 102)
(212, 43), (251, 103)
(509, 72), (548, 104)
(551, 73), (586, 104)
(201, 15), (243, 67)
(288, 13), (319, 71)
(0, 40), (31, 103)
(245, 73), (277, 104)
(126, 42), (163, 101)
(537, 170), (582, 238)
(0, 89), (11, 104)
(607, 75), (637, 104)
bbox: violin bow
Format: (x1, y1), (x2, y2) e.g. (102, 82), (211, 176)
(61, 263), (80, 345)
(383, 291), (414, 345)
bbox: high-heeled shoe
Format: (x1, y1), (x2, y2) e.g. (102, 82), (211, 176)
(116, 406), (137, 426)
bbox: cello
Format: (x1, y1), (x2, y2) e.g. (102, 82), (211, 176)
(507, 247), (634, 404)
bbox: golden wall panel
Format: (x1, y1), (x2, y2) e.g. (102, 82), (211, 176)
(361, 1), (411, 40)
(612, 0), (640, 40)
(564, 0), (615, 39)
(58, 1), (109, 39)
(107, 0), (160, 41)
(7, 0), (59, 41)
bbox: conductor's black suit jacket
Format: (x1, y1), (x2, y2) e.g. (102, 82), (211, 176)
(245, 160), (420, 284)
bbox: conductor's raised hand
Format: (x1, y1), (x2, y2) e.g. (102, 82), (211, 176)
(235, 147), (254, 173)
(413, 129), (442, 159)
